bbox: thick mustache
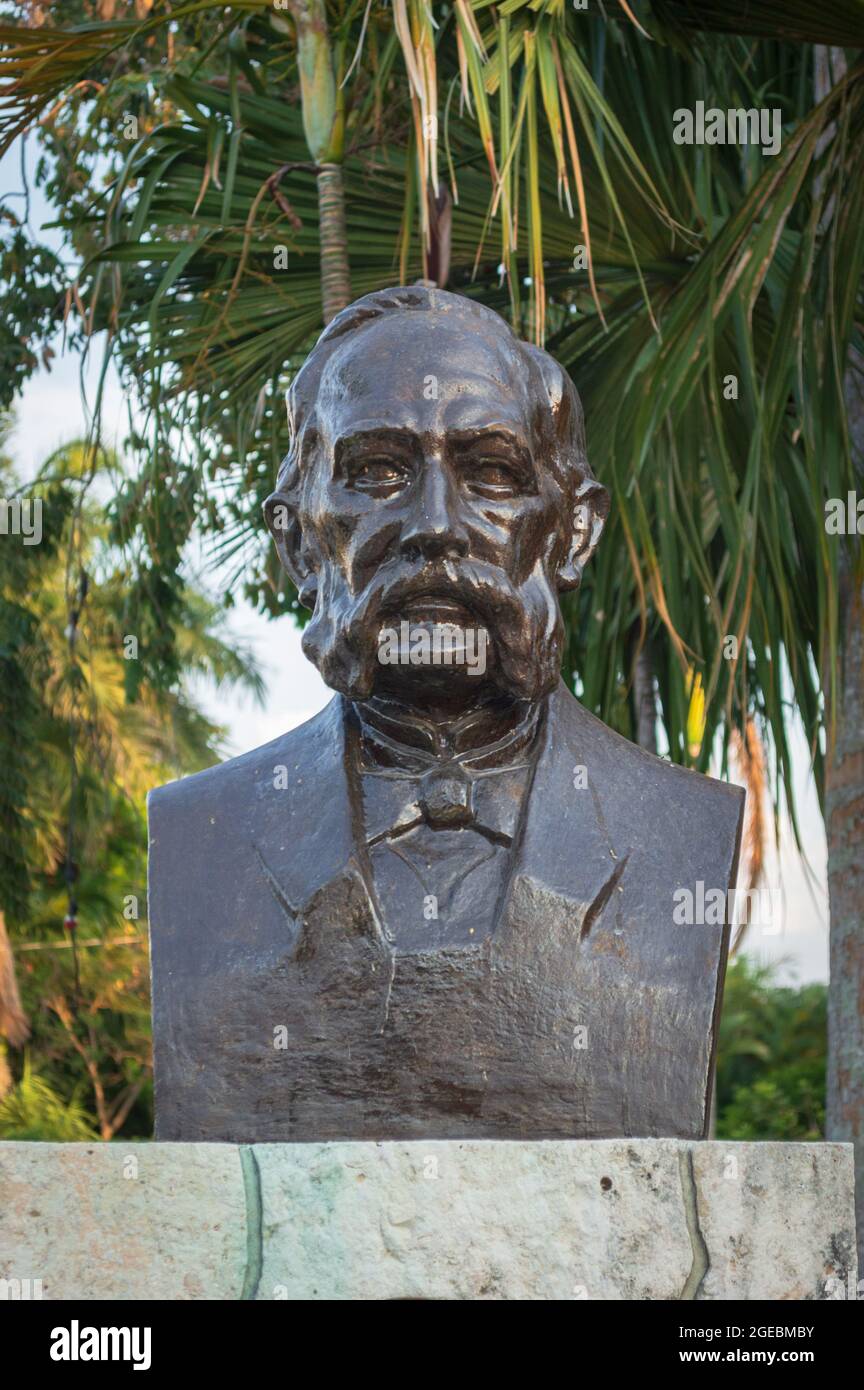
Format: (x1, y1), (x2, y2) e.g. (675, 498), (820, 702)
(304, 554), (562, 700)
(370, 560), (518, 620)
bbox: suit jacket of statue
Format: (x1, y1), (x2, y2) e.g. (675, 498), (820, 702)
(148, 681), (744, 1142)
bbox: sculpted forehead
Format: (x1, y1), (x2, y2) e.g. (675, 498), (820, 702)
(314, 313), (543, 438)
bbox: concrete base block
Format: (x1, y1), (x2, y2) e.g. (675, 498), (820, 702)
(0, 1140), (856, 1301)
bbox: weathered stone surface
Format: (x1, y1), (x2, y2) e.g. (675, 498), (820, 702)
(253, 1139), (695, 1300)
(0, 1142), (248, 1300)
(691, 1142), (858, 1301)
(0, 1140), (856, 1300)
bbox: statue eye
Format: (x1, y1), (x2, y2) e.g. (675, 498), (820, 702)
(466, 459), (522, 494)
(352, 457), (408, 488)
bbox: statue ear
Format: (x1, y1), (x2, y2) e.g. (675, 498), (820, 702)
(558, 476), (610, 591)
(263, 490), (318, 609)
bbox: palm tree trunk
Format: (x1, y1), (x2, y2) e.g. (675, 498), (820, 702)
(0, 908), (29, 1052)
(287, 0), (351, 323)
(629, 626), (657, 753)
(826, 354), (864, 1272)
(317, 162), (351, 322)
(815, 46), (864, 1272)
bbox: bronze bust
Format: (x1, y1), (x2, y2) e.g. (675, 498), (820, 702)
(148, 286), (744, 1142)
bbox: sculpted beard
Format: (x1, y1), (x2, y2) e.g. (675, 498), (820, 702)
(300, 555), (565, 701)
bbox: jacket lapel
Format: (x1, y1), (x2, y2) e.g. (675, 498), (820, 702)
(497, 681), (632, 946)
(250, 694), (391, 961)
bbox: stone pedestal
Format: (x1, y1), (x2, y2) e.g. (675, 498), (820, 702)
(0, 1139), (856, 1300)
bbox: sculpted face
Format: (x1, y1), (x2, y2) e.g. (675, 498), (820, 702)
(265, 291), (608, 704)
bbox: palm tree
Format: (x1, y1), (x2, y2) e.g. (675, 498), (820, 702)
(1, 0), (862, 1250)
(276, 1), (350, 321)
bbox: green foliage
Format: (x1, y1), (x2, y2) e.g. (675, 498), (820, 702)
(0, 213), (71, 409)
(2, 3), (860, 835)
(715, 956), (827, 1141)
(0, 437), (262, 1140)
(0, 1053), (97, 1142)
(650, 0), (864, 47)
(0, 449), (72, 925)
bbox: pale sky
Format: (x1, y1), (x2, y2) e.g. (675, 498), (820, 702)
(2, 141), (829, 985)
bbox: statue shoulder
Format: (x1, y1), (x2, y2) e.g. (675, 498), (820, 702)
(147, 696), (343, 828)
(553, 683), (745, 851)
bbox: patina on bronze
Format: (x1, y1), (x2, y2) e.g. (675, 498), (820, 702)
(148, 286), (744, 1142)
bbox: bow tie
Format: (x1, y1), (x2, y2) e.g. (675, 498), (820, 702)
(351, 697), (543, 847)
(360, 759), (530, 846)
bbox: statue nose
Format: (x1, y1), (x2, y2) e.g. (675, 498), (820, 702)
(399, 467), (469, 561)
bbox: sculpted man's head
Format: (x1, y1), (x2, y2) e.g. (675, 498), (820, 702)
(264, 285), (609, 706)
